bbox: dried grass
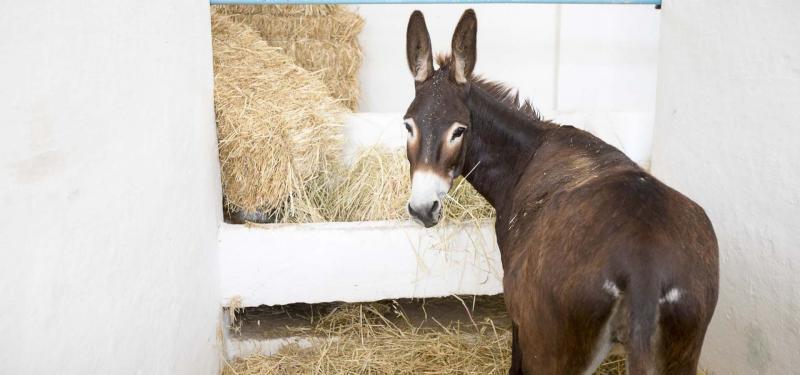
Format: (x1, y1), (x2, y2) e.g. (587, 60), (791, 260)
(212, 5), (364, 110)
(269, 39), (361, 111)
(212, 15), (345, 220)
(222, 303), (510, 375)
(221, 301), (635, 375)
(316, 147), (494, 223)
(318, 148), (410, 222)
(213, 4), (338, 17)
(223, 11), (363, 41)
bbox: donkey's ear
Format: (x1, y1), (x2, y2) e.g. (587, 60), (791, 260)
(406, 10), (434, 83)
(450, 9), (477, 84)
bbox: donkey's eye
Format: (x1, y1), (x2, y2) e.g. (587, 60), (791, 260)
(451, 127), (466, 141)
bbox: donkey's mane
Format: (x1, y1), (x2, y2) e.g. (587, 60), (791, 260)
(436, 54), (543, 122)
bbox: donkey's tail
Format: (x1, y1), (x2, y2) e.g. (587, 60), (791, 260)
(625, 273), (660, 375)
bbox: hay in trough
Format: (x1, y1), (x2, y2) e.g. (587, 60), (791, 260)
(318, 147), (494, 223)
(319, 148), (410, 222)
(221, 300), (638, 375)
(212, 15), (345, 221)
(212, 5), (364, 110)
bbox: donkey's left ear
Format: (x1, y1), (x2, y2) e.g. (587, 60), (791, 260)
(451, 9), (477, 84)
(407, 10), (434, 83)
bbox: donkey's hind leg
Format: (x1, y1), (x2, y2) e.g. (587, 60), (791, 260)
(655, 329), (704, 375)
(515, 307), (614, 375)
(508, 322), (523, 375)
(655, 303), (709, 375)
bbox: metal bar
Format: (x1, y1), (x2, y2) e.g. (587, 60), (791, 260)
(211, 0), (660, 5)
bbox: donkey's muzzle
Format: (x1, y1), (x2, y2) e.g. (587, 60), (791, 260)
(408, 200), (441, 228)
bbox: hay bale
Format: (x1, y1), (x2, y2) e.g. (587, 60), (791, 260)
(212, 5), (364, 110)
(212, 15), (345, 221)
(269, 39), (361, 111)
(223, 11), (363, 40)
(213, 4), (338, 17)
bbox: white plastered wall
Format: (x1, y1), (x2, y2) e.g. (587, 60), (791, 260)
(353, 4), (660, 166)
(651, 0), (800, 373)
(0, 1), (222, 374)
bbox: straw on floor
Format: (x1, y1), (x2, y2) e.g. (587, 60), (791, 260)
(221, 301), (631, 375)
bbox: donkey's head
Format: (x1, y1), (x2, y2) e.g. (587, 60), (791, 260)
(404, 9), (477, 228)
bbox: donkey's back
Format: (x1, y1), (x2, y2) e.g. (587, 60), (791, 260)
(501, 125), (719, 374)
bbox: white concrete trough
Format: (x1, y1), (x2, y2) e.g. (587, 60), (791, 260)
(219, 220), (502, 306)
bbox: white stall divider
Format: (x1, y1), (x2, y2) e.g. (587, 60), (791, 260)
(219, 220), (502, 306)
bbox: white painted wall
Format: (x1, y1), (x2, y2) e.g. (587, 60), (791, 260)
(0, 2), (222, 375)
(650, 1), (800, 373)
(353, 4), (660, 165)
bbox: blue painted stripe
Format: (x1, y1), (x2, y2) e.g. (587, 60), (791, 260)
(211, 0), (660, 5)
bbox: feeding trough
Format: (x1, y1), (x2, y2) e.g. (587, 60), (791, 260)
(218, 113), (503, 307)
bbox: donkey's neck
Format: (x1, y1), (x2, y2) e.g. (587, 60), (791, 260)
(463, 84), (550, 214)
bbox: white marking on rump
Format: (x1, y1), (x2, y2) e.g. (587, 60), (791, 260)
(408, 170), (450, 213)
(603, 280), (621, 298)
(659, 288), (682, 304)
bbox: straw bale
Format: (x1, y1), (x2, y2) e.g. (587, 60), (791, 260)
(213, 5), (364, 110)
(213, 4), (338, 17)
(271, 39), (361, 111)
(212, 15), (345, 220)
(223, 11), (363, 41)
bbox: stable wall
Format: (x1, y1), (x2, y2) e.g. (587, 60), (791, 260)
(0, 1), (222, 374)
(651, 0), (800, 373)
(354, 4), (660, 166)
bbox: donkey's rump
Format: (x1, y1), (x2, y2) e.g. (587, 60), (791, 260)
(503, 157), (718, 373)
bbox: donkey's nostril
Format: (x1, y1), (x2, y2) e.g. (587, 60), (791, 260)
(430, 200), (440, 215)
(408, 203), (419, 218)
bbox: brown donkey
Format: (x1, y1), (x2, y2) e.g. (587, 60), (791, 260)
(403, 9), (719, 375)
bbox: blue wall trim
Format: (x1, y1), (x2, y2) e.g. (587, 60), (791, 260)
(211, 0), (660, 5)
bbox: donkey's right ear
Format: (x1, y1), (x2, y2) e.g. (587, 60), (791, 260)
(406, 10), (434, 83)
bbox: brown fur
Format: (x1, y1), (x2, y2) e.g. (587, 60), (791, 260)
(404, 10), (719, 375)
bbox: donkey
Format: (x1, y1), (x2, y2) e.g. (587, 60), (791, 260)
(403, 9), (719, 375)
